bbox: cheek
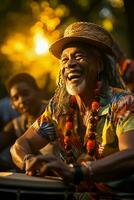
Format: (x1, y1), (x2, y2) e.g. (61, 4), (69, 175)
(12, 102), (20, 111)
(61, 68), (67, 81)
(84, 62), (92, 76)
(85, 64), (98, 82)
(28, 95), (37, 103)
(61, 67), (65, 76)
(87, 58), (99, 73)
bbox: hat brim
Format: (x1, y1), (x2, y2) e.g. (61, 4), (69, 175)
(49, 36), (115, 59)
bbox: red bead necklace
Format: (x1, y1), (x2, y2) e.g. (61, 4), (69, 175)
(63, 82), (101, 163)
(86, 99), (100, 160)
(64, 95), (77, 164)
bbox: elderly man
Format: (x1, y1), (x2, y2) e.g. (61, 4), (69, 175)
(10, 22), (134, 196)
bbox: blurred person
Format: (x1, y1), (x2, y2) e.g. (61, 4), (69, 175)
(0, 89), (19, 171)
(113, 42), (134, 93)
(120, 60), (134, 93)
(0, 96), (19, 130)
(10, 22), (134, 198)
(0, 73), (49, 171)
(0, 96), (19, 171)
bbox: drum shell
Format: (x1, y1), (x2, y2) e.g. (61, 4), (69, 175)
(0, 172), (74, 200)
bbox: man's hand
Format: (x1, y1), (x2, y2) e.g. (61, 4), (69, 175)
(25, 154), (75, 184)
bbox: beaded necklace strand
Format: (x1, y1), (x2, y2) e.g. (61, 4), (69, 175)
(64, 95), (77, 164)
(63, 81), (101, 163)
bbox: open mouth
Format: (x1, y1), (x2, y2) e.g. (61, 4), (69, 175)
(67, 72), (82, 80)
(67, 68), (84, 81)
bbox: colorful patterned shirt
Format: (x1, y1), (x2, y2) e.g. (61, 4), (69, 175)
(31, 88), (134, 162)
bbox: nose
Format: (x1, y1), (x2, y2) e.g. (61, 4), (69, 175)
(18, 96), (27, 104)
(66, 58), (77, 69)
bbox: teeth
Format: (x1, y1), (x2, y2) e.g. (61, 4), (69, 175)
(68, 72), (81, 80)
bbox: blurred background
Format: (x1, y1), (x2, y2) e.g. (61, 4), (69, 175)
(0, 0), (133, 100)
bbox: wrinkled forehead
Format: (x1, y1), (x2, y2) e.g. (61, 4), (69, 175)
(61, 41), (101, 57)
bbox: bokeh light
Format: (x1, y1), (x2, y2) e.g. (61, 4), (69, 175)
(102, 18), (113, 31)
(108, 0), (124, 8)
(0, 1), (64, 90)
(34, 32), (49, 55)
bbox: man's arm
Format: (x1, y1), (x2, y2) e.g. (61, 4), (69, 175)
(24, 131), (134, 183)
(10, 126), (49, 170)
(91, 130), (134, 182)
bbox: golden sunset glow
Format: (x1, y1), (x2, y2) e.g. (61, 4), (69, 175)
(0, 1), (64, 89)
(34, 33), (49, 55)
(0, 0), (127, 95)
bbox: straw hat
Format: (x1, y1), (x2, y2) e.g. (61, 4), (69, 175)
(49, 21), (115, 59)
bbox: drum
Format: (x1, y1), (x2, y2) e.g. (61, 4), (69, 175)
(0, 172), (75, 200)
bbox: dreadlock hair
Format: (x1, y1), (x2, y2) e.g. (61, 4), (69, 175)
(51, 70), (70, 119)
(51, 47), (126, 119)
(99, 53), (125, 89)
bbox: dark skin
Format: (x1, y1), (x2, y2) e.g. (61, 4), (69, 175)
(10, 44), (134, 186)
(10, 82), (42, 116)
(0, 82), (44, 152)
(10, 44), (101, 170)
(24, 132), (134, 184)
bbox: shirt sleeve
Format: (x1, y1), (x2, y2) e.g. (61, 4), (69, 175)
(31, 100), (57, 141)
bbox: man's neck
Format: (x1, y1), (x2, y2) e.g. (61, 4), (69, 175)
(75, 91), (94, 113)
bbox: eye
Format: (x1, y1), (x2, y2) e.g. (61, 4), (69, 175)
(61, 57), (68, 65)
(75, 53), (85, 61)
(76, 55), (82, 60)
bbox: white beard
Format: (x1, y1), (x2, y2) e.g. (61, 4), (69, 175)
(66, 79), (86, 96)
